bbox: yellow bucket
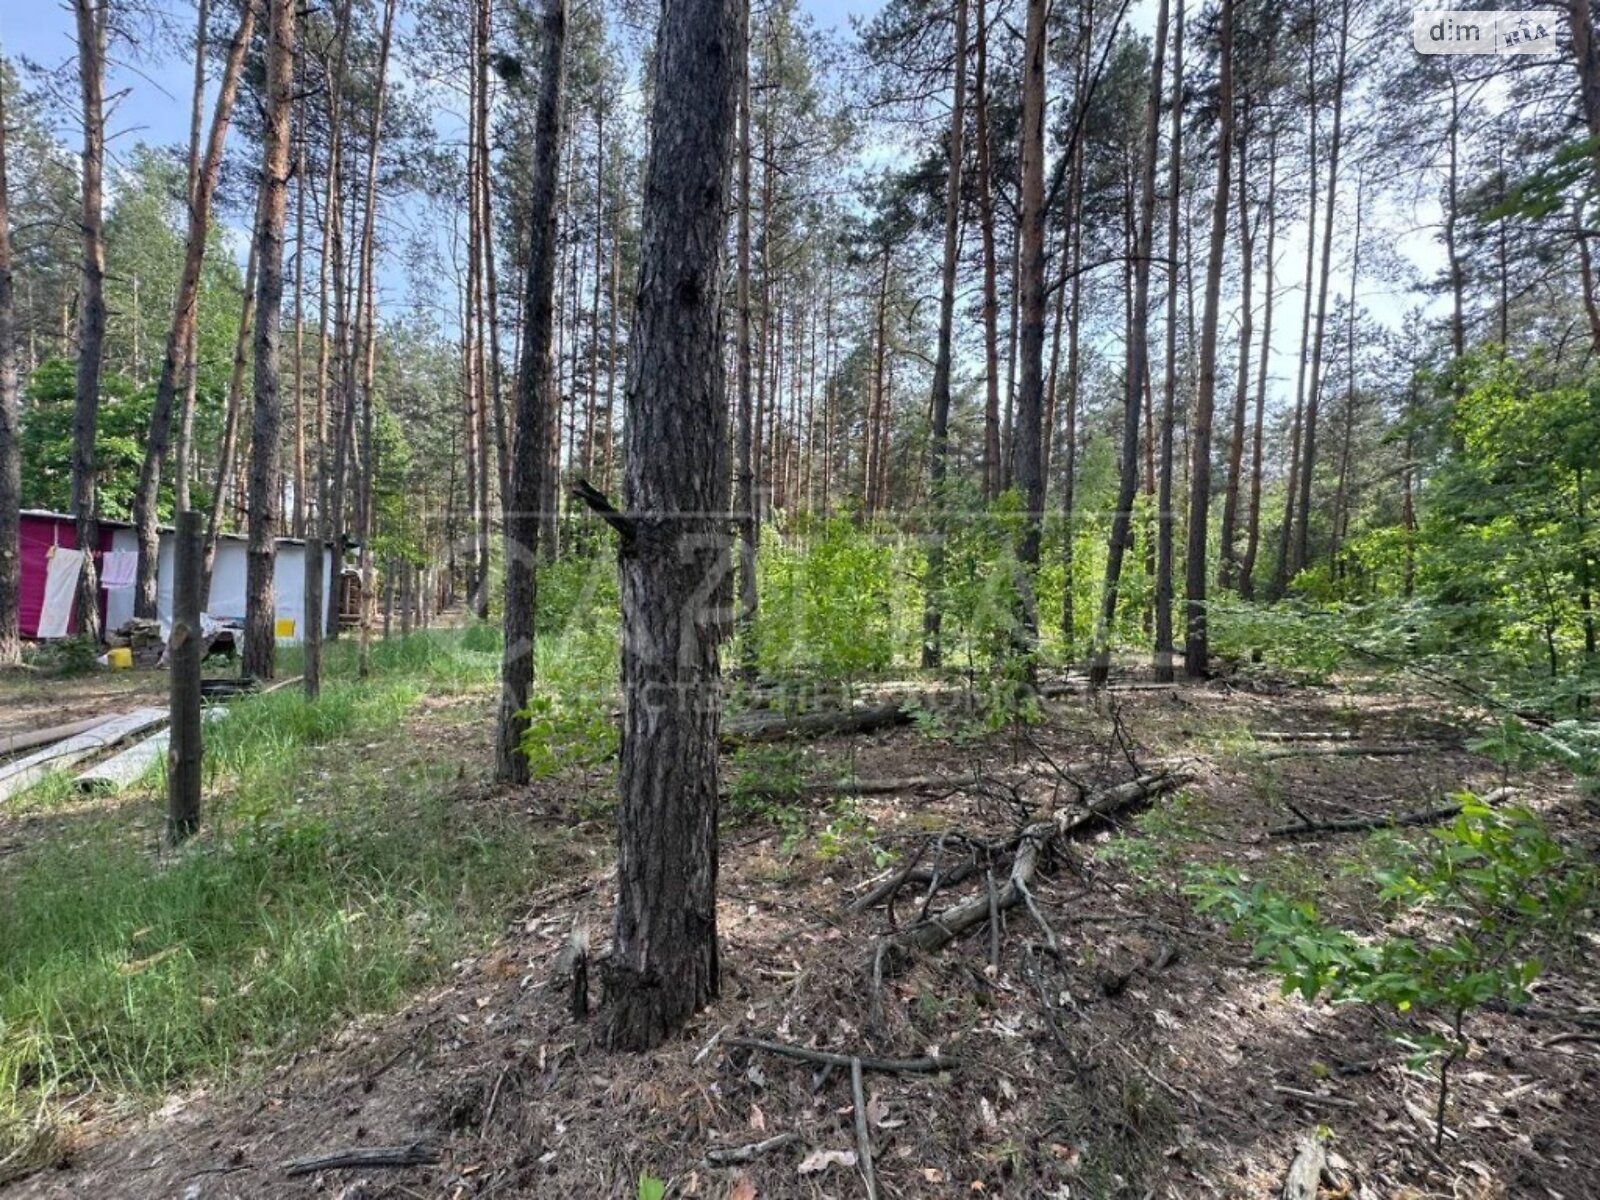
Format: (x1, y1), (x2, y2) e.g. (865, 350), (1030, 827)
(275, 617), (296, 639)
(107, 646), (133, 670)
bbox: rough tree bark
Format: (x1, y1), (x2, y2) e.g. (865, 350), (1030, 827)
(71, 0), (109, 643)
(354, 0), (397, 680)
(735, 13), (757, 675)
(601, 0), (740, 1052)
(1183, 0), (1231, 679)
(496, 0), (566, 785)
(1292, 0), (1349, 578)
(921, 0), (968, 669)
(201, 190), (262, 608)
(242, 0), (298, 680)
(974, 0), (1002, 500)
(1239, 124), (1277, 601)
(132, 1), (255, 615)
(1009, 0), (1048, 657)
(1154, 0), (1183, 681)
(1218, 108), (1253, 592)
(0, 74), (17, 665)
(167, 511), (202, 844)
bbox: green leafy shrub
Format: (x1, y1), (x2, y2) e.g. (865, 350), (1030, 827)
(1189, 799), (1594, 1147)
(756, 518), (894, 688)
(518, 692), (617, 781)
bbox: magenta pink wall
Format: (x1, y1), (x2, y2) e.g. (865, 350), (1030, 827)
(19, 515), (114, 639)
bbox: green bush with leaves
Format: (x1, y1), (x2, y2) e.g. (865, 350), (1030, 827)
(518, 692), (618, 782)
(755, 518), (894, 687)
(1189, 799), (1594, 1147)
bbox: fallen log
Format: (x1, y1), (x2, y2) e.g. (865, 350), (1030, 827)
(802, 771), (987, 796)
(0, 716), (108, 758)
(1250, 730), (1357, 742)
(1281, 1131), (1326, 1200)
(726, 1036), (952, 1074)
(1253, 743), (1435, 761)
(1039, 679), (1180, 698)
(0, 708), (169, 802)
(1268, 786), (1514, 838)
(282, 1141), (439, 1178)
(884, 772), (1190, 963)
(722, 702), (911, 745)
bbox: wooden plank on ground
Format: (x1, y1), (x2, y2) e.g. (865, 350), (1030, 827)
(0, 708), (168, 801)
(76, 708), (228, 793)
(0, 716), (110, 758)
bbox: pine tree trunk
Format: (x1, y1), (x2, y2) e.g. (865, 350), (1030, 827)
(242, 0), (298, 681)
(975, 0), (1002, 501)
(1239, 124), (1277, 601)
(71, 0), (109, 643)
(1330, 170), (1363, 572)
(497, 0), (566, 786)
(1272, 12), (1319, 599)
(202, 191), (262, 609)
(322, 0), (354, 638)
(735, 19), (758, 674)
(355, 0), (396, 680)
(1183, 0), (1231, 680)
(922, 0), (968, 669)
(1218, 113), (1252, 592)
(133, 2), (254, 615)
(603, 0), (739, 1054)
(1096, 0), (1167, 685)
(0, 78), (18, 666)
(1011, 0), (1048, 656)
(477, 0), (510, 511)
(1292, 0), (1349, 577)
(167, 511), (203, 843)
(1154, 0), (1183, 681)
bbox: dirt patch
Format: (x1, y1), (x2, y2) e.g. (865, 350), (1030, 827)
(7, 678), (1599, 1199)
(0, 669), (169, 738)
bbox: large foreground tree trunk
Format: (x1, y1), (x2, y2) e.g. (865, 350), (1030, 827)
(242, 0), (298, 681)
(603, 0), (740, 1052)
(71, 0), (109, 643)
(0, 75), (17, 665)
(496, 0), (566, 785)
(132, 2), (255, 615)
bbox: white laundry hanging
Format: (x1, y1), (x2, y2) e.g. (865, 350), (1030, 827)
(100, 549), (137, 589)
(38, 547), (85, 639)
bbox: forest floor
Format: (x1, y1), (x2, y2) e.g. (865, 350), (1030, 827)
(3, 645), (1598, 1199)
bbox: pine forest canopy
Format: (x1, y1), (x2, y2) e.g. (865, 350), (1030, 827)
(0, 0), (1598, 1054)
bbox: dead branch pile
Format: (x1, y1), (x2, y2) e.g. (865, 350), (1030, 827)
(850, 771), (1191, 972)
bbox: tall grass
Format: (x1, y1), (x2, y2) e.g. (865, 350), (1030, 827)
(0, 626), (548, 1179)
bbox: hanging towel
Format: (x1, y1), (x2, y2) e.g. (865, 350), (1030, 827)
(100, 550), (137, 589)
(38, 548), (85, 639)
